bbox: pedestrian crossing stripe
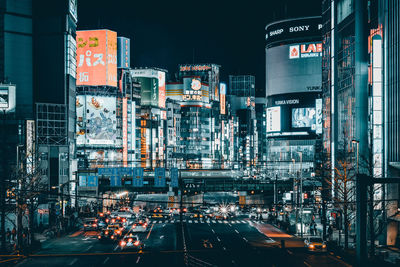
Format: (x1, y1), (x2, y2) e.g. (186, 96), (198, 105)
(147, 219), (266, 225)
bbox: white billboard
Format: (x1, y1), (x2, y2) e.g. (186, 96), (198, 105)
(266, 106), (281, 132)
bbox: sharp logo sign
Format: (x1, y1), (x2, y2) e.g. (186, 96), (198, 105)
(289, 43), (322, 59)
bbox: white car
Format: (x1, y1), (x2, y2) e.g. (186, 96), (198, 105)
(130, 221), (148, 233)
(119, 234), (144, 250)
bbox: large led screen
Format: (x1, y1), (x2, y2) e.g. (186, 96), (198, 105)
(292, 108), (316, 129)
(266, 42), (322, 97)
(85, 96), (117, 145)
(266, 106), (281, 132)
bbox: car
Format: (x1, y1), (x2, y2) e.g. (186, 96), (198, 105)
(304, 237), (327, 252)
(151, 207), (168, 218)
(97, 229), (113, 242)
(106, 223), (124, 238)
(119, 234), (144, 251)
(130, 221), (148, 233)
(83, 218), (98, 231)
(190, 212), (204, 219)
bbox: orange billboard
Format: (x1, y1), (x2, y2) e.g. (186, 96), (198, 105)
(76, 30), (117, 87)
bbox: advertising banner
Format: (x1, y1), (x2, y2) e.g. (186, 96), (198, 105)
(85, 96), (117, 145)
(154, 168), (166, 187)
(170, 168), (179, 188)
(87, 175), (98, 187)
(110, 175), (121, 187)
(158, 71), (166, 108)
(76, 29), (117, 86)
(266, 107), (281, 132)
(133, 167), (144, 187)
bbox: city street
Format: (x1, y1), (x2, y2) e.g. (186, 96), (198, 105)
(15, 217), (350, 267)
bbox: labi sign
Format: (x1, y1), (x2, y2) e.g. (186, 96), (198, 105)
(289, 43), (322, 59)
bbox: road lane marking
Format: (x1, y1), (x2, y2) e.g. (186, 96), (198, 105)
(68, 258), (78, 265)
(212, 220), (216, 223)
(136, 256), (141, 264)
(287, 250), (293, 255)
(102, 257), (109, 265)
(146, 224), (154, 239)
(84, 245), (93, 252)
(217, 237), (221, 242)
(188, 220), (192, 223)
(194, 220), (198, 223)
(304, 261), (312, 267)
(243, 237), (248, 242)
(224, 220), (228, 223)
(211, 229), (215, 234)
(223, 246), (226, 250)
(234, 230), (239, 234)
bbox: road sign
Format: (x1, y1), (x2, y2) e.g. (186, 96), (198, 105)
(87, 175), (98, 187)
(110, 175), (121, 186)
(154, 168), (166, 187)
(133, 167), (144, 187)
(170, 168), (179, 188)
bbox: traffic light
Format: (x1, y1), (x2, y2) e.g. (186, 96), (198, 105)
(304, 193), (308, 199)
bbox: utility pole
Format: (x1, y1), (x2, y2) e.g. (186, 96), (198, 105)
(1, 110), (7, 252)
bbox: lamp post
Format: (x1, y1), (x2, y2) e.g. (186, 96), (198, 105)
(299, 152), (303, 238)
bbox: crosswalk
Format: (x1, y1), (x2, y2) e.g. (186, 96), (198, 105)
(147, 219), (265, 225)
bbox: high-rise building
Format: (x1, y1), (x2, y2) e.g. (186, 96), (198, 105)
(228, 75), (257, 175)
(265, 17), (322, 184)
(166, 64), (221, 169)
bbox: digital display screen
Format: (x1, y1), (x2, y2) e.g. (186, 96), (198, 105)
(292, 108), (316, 129)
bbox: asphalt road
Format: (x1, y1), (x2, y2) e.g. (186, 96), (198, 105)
(14, 217), (351, 267)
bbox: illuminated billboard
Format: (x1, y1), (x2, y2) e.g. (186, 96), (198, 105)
(76, 95), (117, 146)
(76, 29), (117, 87)
(292, 108), (316, 129)
(117, 37), (130, 69)
(0, 84), (16, 113)
(122, 98), (128, 167)
(266, 42), (322, 97)
(158, 71), (166, 108)
(266, 106), (281, 132)
(131, 69), (166, 108)
(86, 96), (117, 145)
(220, 83), (226, 115)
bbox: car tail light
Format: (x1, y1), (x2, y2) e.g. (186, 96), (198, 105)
(93, 224), (97, 227)
(100, 213), (104, 217)
(322, 244), (326, 248)
(120, 241), (126, 247)
(128, 238), (133, 243)
(105, 231), (109, 235)
(106, 219), (109, 223)
(98, 235), (101, 239)
(144, 223), (147, 227)
(84, 224), (88, 227)
(134, 241), (140, 246)
(111, 235), (114, 239)
(122, 218), (126, 222)
(117, 216), (120, 220)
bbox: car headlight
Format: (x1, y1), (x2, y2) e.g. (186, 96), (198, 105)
(309, 244), (314, 248)
(322, 244), (326, 248)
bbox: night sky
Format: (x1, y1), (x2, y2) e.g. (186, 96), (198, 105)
(78, 0), (321, 96)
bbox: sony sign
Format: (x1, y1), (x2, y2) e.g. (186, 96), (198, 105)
(289, 25), (310, 32)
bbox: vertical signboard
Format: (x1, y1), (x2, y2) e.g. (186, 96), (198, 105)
(117, 37), (130, 69)
(133, 167), (144, 187)
(220, 83), (226, 115)
(76, 29), (117, 86)
(158, 71), (166, 108)
(26, 120), (35, 174)
(154, 168), (166, 187)
(122, 97), (128, 167)
(170, 168), (179, 188)
(266, 107), (281, 132)
(315, 98), (322, 134)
